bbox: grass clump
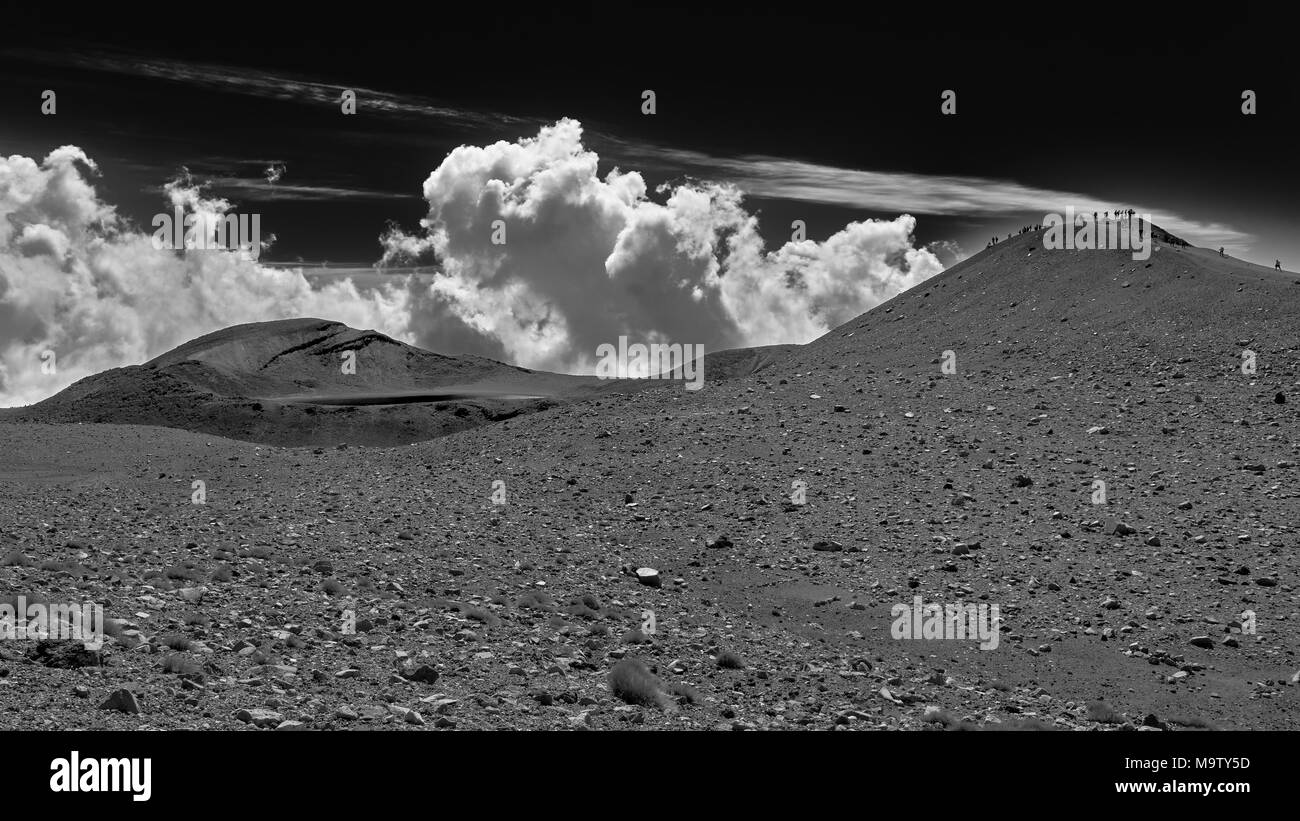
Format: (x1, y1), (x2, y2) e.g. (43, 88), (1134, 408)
(668, 682), (701, 705)
(0, 550), (34, 567)
(459, 605), (501, 627)
(1086, 700), (1126, 724)
(609, 657), (668, 708)
(322, 578), (348, 596)
(158, 633), (192, 651)
(515, 590), (554, 611)
(163, 563), (203, 582)
(715, 650), (746, 670)
(161, 653), (202, 677)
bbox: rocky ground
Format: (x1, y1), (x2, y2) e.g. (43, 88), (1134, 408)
(0, 228), (1297, 730)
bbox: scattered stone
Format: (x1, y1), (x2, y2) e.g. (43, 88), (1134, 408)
(406, 664), (440, 684)
(29, 641), (101, 669)
(99, 689), (140, 714)
(635, 568), (661, 588)
(236, 708), (284, 728)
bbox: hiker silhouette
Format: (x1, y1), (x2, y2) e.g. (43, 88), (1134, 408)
(1277, 260), (1283, 270)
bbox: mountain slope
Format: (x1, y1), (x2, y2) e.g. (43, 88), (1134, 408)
(781, 224), (1299, 381)
(9, 318), (602, 446)
(0, 224), (1296, 730)
(369, 223), (1299, 728)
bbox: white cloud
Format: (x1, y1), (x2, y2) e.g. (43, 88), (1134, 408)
(1, 125), (945, 405)
(0, 147), (410, 407)
(609, 142), (1256, 252)
(385, 119), (943, 374)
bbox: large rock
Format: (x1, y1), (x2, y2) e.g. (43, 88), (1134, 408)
(99, 689), (140, 714)
(635, 568), (661, 588)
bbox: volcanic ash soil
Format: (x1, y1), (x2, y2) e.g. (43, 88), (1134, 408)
(0, 230), (1297, 730)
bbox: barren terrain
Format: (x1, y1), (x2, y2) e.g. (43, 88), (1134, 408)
(1, 227), (1296, 730)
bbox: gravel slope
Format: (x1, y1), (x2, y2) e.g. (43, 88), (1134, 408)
(0, 228), (1296, 731)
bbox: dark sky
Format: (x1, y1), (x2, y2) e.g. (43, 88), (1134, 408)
(1, 2), (1296, 268)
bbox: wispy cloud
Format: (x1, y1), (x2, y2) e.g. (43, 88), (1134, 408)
(2, 48), (541, 131)
(6, 47), (1251, 251)
(165, 177), (413, 202)
(130, 158), (413, 202)
(604, 141), (1255, 251)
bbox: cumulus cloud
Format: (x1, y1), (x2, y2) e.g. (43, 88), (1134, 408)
(0, 147), (410, 407)
(0, 123), (944, 405)
(383, 118), (943, 374)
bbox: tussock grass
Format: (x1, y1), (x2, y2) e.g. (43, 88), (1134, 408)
(459, 605), (501, 627)
(563, 603), (600, 621)
(163, 564), (203, 582)
(715, 650), (746, 670)
(609, 657), (668, 708)
(0, 550), (34, 567)
(668, 682), (701, 705)
(515, 590), (554, 611)
(983, 717), (1056, 731)
(322, 578), (348, 596)
(38, 560), (86, 575)
(159, 633), (192, 651)
(1086, 700), (1126, 724)
(161, 653), (202, 677)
